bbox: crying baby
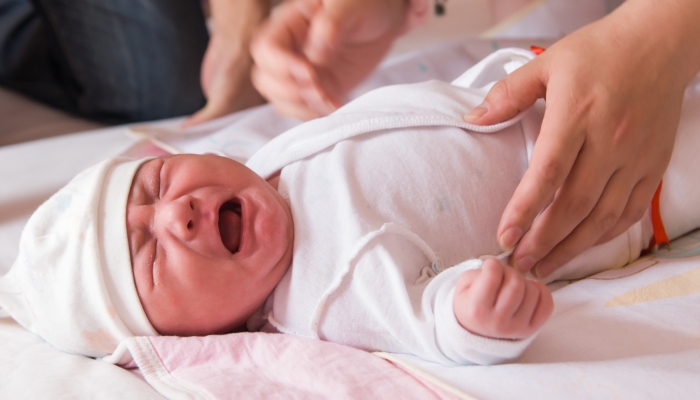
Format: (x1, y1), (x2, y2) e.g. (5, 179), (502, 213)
(2, 48), (699, 366)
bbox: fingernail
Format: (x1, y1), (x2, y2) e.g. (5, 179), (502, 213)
(499, 227), (522, 251)
(464, 102), (490, 122)
(290, 64), (311, 83)
(514, 256), (536, 273)
(534, 262), (557, 278)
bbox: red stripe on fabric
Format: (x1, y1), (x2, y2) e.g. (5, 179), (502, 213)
(530, 45), (546, 55)
(651, 180), (670, 247)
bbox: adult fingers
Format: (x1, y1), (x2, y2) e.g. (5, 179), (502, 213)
(251, 1), (343, 118)
(274, 100), (323, 121)
(250, 0), (320, 87)
(183, 88), (266, 128)
(304, 0), (405, 66)
(464, 60), (546, 126)
(183, 67), (264, 128)
(511, 142), (612, 273)
(252, 69), (320, 119)
(183, 104), (219, 129)
(530, 169), (637, 278)
(251, 30), (316, 88)
(303, 0), (347, 65)
(498, 92), (586, 253)
(252, 65), (337, 119)
(595, 177), (659, 245)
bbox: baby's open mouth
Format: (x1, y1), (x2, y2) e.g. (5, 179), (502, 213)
(218, 200), (242, 254)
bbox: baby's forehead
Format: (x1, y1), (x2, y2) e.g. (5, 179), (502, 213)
(133, 155), (171, 181)
(127, 154), (265, 207)
(127, 154), (214, 208)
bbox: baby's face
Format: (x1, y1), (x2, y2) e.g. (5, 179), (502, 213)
(126, 154), (293, 336)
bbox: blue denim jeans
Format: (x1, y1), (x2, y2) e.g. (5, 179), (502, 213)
(0, 0), (208, 123)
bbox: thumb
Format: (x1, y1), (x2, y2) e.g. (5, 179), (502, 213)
(464, 62), (547, 125)
(303, 1), (354, 65)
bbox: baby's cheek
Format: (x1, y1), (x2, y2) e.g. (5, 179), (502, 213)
(255, 195), (293, 263)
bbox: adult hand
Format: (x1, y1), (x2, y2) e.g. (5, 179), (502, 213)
(453, 259), (553, 340)
(183, 0), (269, 128)
(464, 0), (700, 278)
(250, 0), (407, 120)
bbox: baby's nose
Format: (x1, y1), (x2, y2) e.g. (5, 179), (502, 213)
(155, 196), (197, 241)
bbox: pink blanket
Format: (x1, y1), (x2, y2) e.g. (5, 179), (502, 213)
(113, 332), (460, 399)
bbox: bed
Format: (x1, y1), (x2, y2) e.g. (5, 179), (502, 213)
(4, 1), (699, 398)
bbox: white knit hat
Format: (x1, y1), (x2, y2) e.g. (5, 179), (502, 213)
(0, 157), (158, 358)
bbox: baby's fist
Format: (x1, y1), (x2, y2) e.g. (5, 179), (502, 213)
(453, 258), (553, 340)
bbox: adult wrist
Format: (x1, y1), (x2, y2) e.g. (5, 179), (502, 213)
(608, 0), (700, 87)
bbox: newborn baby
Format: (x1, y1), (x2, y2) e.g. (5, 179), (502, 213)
(2, 48), (700, 366)
(126, 153), (553, 366)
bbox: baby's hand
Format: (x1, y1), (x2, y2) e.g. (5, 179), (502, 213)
(453, 259), (553, 340)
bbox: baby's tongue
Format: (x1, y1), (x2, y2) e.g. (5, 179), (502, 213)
(219, 208), (242, 253)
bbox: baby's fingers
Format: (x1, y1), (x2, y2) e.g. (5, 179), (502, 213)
(454, 259), (505, 333)
(512, 280), (553, 338)
(493, 265), (526, 318)
(470, 259), (506, 308)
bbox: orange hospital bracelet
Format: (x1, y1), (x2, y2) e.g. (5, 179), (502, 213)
(647, 180), (670, 252)
(530, 45), (546, 55)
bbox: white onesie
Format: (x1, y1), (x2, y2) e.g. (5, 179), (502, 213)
(245, 49), (653, 366)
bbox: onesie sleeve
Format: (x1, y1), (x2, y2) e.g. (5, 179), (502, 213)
(427, 263), (537, 365)
(310, 233), (539, 367)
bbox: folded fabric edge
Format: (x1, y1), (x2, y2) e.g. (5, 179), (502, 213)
(114, 337), (210, 400)
(373, 352), (478, 400)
